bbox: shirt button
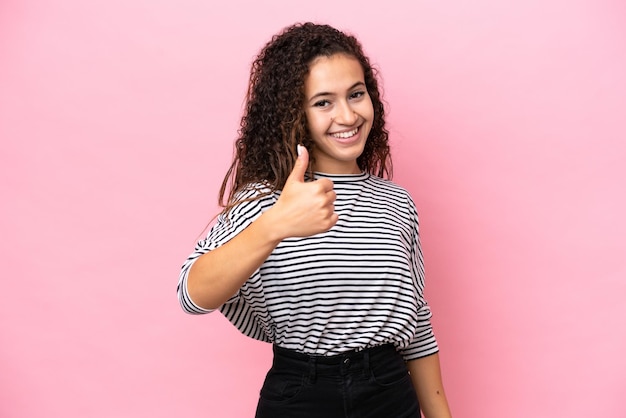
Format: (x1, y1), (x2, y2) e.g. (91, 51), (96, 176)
(343, 358), (350, 366)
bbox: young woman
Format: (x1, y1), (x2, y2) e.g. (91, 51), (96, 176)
(178, 22), (452, 418)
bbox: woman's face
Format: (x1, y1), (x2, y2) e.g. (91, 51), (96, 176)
(303, 53), (374, 174)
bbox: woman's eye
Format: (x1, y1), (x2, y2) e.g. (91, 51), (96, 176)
(313, 99), (331, 108)
(350, 91), (366, 100)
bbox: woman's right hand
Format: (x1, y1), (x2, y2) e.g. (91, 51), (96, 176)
(268, 145), (338, 239)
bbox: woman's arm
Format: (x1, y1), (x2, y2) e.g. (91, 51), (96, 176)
(406, 353), (452, 418)
(186, 209), (285, 310)
(186, 146), (337, 310)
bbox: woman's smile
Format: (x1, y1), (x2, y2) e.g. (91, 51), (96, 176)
(329, 126), (360, 140)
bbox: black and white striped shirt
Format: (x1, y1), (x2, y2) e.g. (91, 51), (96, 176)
(178, 172), (438, 360)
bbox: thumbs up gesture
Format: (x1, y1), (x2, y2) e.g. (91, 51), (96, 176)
(270, 145), (338, 239)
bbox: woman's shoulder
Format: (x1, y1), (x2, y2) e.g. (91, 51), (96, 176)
(365, 174), (413, 199)
(225, 182), (278, 217)
(232, 181), (276, 201)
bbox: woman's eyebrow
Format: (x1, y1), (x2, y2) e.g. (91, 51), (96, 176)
(308, 81), (366, 101)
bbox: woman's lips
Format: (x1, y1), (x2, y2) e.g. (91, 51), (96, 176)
(328, 126), (360, 143)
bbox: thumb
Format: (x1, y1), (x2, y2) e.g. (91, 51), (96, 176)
(287, 144), (309, 183)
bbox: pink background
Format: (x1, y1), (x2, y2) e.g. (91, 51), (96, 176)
(1, 1), (625, 417)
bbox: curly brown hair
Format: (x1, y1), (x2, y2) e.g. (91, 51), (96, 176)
(219, 22), (392, 209)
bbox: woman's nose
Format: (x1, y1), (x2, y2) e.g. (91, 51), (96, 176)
(333, 101), (358, 125)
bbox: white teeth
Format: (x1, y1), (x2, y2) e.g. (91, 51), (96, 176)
(331, 128), (358, 139)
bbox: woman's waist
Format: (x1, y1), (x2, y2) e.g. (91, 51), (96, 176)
(271, 342), (402, 376)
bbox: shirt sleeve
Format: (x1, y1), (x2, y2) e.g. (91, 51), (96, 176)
(176, 186), (275, 314)
(397, 195), (440, 360)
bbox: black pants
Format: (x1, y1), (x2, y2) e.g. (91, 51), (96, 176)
(255, 344), (420, 418)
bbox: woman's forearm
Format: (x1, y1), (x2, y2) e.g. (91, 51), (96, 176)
(406, 353), (452, 418)
(186, 209), (283, 310)
(187, 146), (338, 310)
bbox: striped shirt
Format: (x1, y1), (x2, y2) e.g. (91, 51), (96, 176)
(177, 172), (439, 360)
